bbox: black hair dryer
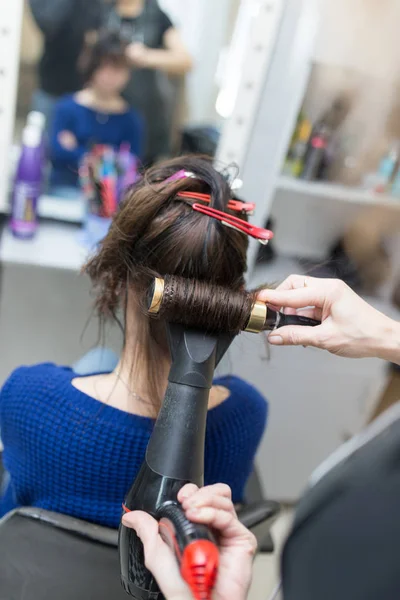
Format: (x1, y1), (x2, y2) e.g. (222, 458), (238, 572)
(119, 323), (234, 600)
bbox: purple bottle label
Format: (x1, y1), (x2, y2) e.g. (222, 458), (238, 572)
(11, 182), (39, 238)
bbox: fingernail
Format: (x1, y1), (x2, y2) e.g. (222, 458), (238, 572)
(268, 334), (283, 345)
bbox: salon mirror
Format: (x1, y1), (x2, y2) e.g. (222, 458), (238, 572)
(8, 0), (242, 222)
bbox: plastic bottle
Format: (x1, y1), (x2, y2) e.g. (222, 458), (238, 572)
(27, 111), (46, 131)
(375, 142), (400, 192)
(27, 111), (47, 160)
(10, 125), (43, 239)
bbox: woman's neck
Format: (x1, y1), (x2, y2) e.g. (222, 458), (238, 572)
(117, 0), (144, 18)
(76, 88), (127, 114)
(116, 356), (170, 402)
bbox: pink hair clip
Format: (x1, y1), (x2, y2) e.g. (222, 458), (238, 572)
(164, 170), (196, 183)
(192, 203), (274, 244)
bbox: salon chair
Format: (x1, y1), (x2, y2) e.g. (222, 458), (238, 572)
(0, 457), (279, 600)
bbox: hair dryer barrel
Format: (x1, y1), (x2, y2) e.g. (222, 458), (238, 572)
(119, 324), (233, 600)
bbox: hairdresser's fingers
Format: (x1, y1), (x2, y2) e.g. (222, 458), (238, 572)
(272, 274), (317, 292)
(294, 307), (323, 321)
(177, 484), (199, 502)
(187, 483), (232, 500)
(186, 505), (255, 547)
(282, 307), (298, 316)
(122, 512), (191, 599)
(182, 484), (233, 513)
(268, 325), (322, 348)
(259, 286), (326, 310)
(182, 490), (235, 515)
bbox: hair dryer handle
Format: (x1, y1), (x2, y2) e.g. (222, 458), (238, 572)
(157, 503), (219, 600)
(278, 314), (321, 328)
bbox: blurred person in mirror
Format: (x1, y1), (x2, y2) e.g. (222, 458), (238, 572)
(102, 0), (192, 164)
(49, 33), (144, 195)
(29, 0), (106, 130)
(0, 157), (267, 528)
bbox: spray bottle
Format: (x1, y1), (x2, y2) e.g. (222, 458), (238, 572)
(10, 125), (44, 239)
(27, 111), (46, 160)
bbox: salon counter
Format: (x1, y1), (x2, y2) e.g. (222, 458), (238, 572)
(0, 191), (89, 270)
(0, 221), (87, 271)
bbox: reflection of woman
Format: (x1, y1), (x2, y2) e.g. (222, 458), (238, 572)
(50, 34), (144, 191)
(0, 158), (267, 528)
(104, 0), (192, 164)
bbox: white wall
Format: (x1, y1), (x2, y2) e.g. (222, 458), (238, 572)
(314, 0), (400, 79)
(160, 0), (237, 123)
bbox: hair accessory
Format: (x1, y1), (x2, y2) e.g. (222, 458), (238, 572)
(177, 191), (255, 215)
(164, 170), (196, 184)
(192, 203), (274, 244)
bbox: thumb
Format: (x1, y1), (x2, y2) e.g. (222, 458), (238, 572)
(122, 511), (160, 566)
(268, 325), (320, 347)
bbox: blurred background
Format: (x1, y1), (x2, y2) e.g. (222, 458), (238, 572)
(0, 1), (399, 595)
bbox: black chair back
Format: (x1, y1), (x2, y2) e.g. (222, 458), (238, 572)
(0, 508), (126, 600)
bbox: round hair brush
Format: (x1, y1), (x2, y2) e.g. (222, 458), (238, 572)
(147, 276), (321, 333)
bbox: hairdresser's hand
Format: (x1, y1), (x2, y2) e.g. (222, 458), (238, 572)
(126, 42), (152, 68)
(258, 275), (400, 363)
(122, 484), (256, 600)
(58, 130), (78, 151)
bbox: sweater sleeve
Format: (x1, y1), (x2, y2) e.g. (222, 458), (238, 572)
(204, 376), (268, 503)
(50, 98), (87, 165)
(0, 369), (25, 448)
(0, 370), (19, 414)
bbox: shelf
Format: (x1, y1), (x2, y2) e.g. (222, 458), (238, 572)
(277, 176), (400, 210)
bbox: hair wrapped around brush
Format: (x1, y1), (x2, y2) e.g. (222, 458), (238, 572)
(149, 275), (256, 334)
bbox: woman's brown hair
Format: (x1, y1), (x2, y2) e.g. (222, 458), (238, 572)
(84, 156), (249, 405)
(80, 31), (130, 85)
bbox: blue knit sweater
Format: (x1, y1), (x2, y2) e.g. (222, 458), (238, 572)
(0, 364), (267, 528)
(50, 95), (144, 187)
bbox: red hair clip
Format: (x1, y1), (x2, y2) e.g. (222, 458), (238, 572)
(177, 191), (255, 215)
(192, 203), (274, 244)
